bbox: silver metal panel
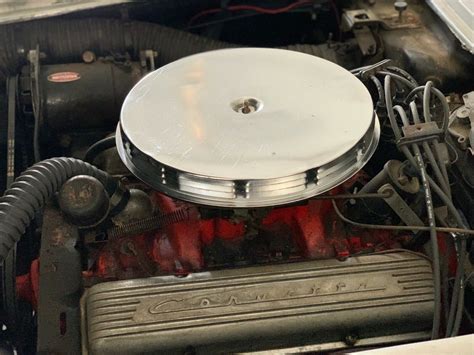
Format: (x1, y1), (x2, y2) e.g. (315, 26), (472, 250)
(84, 252), (433, 354)
(0, 0), (132, 25)
(117, 48), (379, 207)
(427, 0), (474, 54)
(120, 48), (374, 180)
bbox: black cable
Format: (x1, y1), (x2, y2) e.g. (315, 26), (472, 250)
(355, 65), (470, 334)
(386, 66), (418, 86)
(441, 251), (450, 326)
(311, 192), (391, 200)
(409, 82), (466, 336)
(451, 273), (465, 336)
(0, 158), (118, 261)
(384, 76), (402, 140)
(331, 200), (474, 235)
(84, 136), (116, 164)
(383, 76), (464, 228)
(414, 144), (441, 339)
(392, 103), (441, 339)
(383, 75), (456, 339)
(409, 101), (451, 197)
(422, 82), (451, 197)
(379, 71), (472, 339)
(370, 75), (385, 107)
(447, 238), (467, 336)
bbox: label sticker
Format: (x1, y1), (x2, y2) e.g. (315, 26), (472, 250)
(47, 72), (81, 83)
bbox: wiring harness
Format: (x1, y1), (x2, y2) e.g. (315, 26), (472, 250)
(349, 61), (470, 339)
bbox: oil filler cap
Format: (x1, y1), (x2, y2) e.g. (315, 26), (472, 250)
(117, 48), (379, 207)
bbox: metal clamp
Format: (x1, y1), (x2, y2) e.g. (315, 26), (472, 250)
(341, 10), (381, 57)
(398, 122), (444, 147)
(139, 49), (158, 71)
(341, 9), (381, 31)
(378, 184), (424, 232)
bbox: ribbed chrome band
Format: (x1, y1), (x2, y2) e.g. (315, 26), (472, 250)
(116, 114), (379, 207)
(117, 48), (379, 207)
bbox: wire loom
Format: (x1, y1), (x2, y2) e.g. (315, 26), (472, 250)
(350, 61), (470, 339)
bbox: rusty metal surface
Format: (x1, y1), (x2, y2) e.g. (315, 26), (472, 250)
(37, 206), (82, 354)
(84, 252), (433, 354)
(364, 0), (474, 91)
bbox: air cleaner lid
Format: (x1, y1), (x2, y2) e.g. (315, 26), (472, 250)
(117, 48), (379, 207)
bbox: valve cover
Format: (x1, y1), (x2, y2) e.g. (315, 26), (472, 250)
(84, 252), (433, 354)
(117, 48), (379, 207)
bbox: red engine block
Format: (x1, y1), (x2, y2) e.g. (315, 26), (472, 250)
(15, 179), (457, 309)
(89, 190), (400, 280)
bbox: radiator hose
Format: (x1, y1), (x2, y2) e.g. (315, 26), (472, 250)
(0, 158), (118, 261)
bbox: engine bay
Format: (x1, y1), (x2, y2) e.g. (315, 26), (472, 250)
(0, 0), (473, 354)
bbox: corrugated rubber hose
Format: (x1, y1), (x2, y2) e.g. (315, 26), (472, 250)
(0, 157), (117, 261)
(0, 18), (353, 81)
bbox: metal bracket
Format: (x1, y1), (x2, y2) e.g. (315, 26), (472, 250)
(379, 12), (421, 30)
(448, 91), (474, 154)
(342, 8), (420, 32)
(37, 206), (82, 354)
(341, 10), (379, 56)
(139, 49), (158, 72)
(378, 184), (424, 232)
(27, 46), (44, 162)
(399, 122), (444, 146)
(6, 76), (16, 188)
(353, 27), (377, 56)
(0, 77), (19, 345)
(341, 10), (381, 32)
(27, 47), (41, 121)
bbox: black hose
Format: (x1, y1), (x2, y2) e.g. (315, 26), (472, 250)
(84, 136), (117, 164)
(0, 158), (117, 261)
(0, 18), (351, 82)
(370, 75), (385, 107)
(386, 66), (418, 86)
(0, 18), (232, 80)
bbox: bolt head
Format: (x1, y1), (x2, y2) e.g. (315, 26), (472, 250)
(82, 50), (96, 63)
(394, 1), (408, 11)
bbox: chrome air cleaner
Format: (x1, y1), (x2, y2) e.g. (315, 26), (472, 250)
(117, 48), (379, 207)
